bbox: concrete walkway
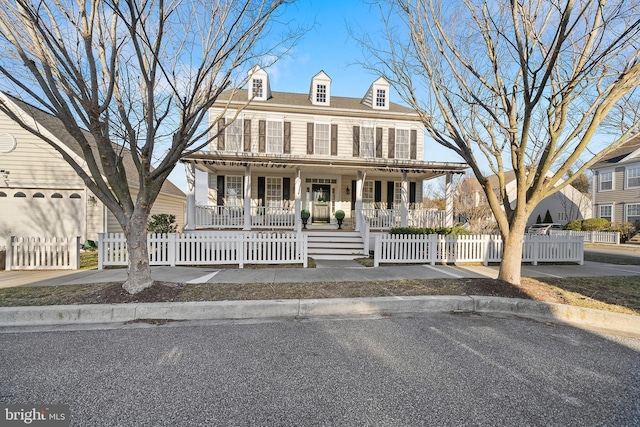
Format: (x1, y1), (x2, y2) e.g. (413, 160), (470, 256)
(1, 260), (640, 289)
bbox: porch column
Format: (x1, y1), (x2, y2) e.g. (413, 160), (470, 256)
(184, 162), (196, 230)
(355, 170), (363, 232)
(243, 165), (251, 230)
(445, 172), (454, 227)
(295, 168), (302, 232)
(401, 171), (408, 227)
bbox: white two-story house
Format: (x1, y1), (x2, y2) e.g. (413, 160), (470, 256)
(181, 67), (467, 257)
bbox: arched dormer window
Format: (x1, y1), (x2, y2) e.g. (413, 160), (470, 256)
(51, 193), (63, 199)
(14, 192), (26, 197)
(33, 192), (45, 198)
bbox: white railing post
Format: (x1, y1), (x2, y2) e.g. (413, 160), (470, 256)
(168, 233), (177, 267)
(373, 234), (381, 267)
(6, 235), (13, 271)
(72, 236), (81, 270)
(238, 234), (245, 269)
(301, 233), (308, 268)
(97, 233), (105, 270)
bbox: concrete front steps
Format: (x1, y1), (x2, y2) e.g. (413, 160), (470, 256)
(304, 229), (365, 260)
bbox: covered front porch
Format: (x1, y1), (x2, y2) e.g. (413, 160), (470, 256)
(181, 153), (468, 233)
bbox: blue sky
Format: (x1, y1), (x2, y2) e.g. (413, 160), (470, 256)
(174, 0), (465, 198)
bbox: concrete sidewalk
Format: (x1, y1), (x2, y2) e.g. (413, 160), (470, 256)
(1, 259), (640, 288)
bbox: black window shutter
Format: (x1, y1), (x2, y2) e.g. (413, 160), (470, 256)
(410, 182), (416, 205)
(243, 119), (251, 152)
(387, 181), (394, 209)
(307, 123), (314, 154)
(217, 118), (225, 151)
(258, 177), (265, 207)
(374, 181), (382, 203)
(410, 129), (417, 159)
(284, 122), (291, 154)
(351, 180), (356, 209)
(258, 120), (266, 153)
(376, 127), (383, 158)
(352, 126), (360, 157)
(331, 124), (338, 156)
(217, 176), (225, 206)
(282, 177), (290, 201)
(388, 128), (395, 159)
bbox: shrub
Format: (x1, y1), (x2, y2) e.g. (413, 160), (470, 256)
(389, 226), (470, 235)
(147, 214), (177, 234)
(564, 220), (583, 231)
(301, 209), (310, 219)
(606, 222), (636, 242)
(334, 210), (345, 220)
(581, 217), (610, 231)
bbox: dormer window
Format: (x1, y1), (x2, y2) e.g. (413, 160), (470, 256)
(310, 71), (331, 106)
(376, 89), (386, 107)
(316, 84), (327, 103)
(247, 65), (270, 101)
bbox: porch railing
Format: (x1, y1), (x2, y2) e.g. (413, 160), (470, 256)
(362, 209), (446, 229)
(195, 205), (295, 229)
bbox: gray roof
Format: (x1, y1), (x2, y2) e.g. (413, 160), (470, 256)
(3, 93), (185, 198)
(217, 89), (418, 117)
(591, 134), (640, 168)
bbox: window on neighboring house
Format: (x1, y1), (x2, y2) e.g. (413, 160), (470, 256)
(225, 176), (243, 207)
(266, 121), (283, 153)
(599, 171), (613, 191)
(316, 84), (326, 103)
(360, 126), (375, 158)
(362, 181), (374, 209)
(599, 204), (612, 221)
(627, 203), (640, 225)
(627, 166), (640, 188)
(315, 123), (330, 155)
(376, 89), (386, 107)
(225, 119), (243, 152)
(266, 177), (282, 207)
(252, 78), (263, 98)
(395, 129), (410, 159)
(558, 212), (567, 221)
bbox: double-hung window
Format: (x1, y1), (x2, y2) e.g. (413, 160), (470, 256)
(266, 120), (283, 154)
(315, 123), (330, 156)
(394, 182), (403, 208)
(627, 166), (640, 188)
(395, 129), (410, 159)
(266, 177), (282, 207)
(360, 126), (375, 158)
(599, 204), (612, 221)
(225, 119), (243, 152)
(599, 171), (613, 191)
(627, 203), (640, 223)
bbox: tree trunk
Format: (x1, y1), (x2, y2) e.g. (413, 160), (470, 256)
(497, 217), (529, 285)
(122, 209), (153, 294)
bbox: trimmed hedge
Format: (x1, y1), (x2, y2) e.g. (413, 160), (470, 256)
(389, 226), (471, 235)
(564, 220), (583, 231)
(581, 218), (610, 231)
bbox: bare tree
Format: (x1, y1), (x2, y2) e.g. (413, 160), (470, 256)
(0, 0), (300, 293)
(359, 0), (640, 284)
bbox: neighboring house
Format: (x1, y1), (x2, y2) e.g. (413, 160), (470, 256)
(0, 93), (186, 248)
(590, 135), (640, 227)
(181, 66), (468, 233)
(457, 171), (592, 227)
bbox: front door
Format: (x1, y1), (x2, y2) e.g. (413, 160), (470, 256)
(312, 184), (330, 223)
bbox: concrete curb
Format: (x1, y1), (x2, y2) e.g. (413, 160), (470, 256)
(0, 296), (638, 336)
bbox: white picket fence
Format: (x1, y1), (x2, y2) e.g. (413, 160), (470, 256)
(374, 234), (584, 267)
(98, 232), (308, 269)
(5, 236), (81, 271)
(549, 229), (620, 245)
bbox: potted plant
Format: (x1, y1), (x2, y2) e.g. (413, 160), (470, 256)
(334, 210), (345, 229)
(301, 209), (310, 229)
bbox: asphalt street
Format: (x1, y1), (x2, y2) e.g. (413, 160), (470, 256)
(1, 315), (639, 426)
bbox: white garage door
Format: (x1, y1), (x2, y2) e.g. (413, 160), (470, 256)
(0, 188), (85, 248)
